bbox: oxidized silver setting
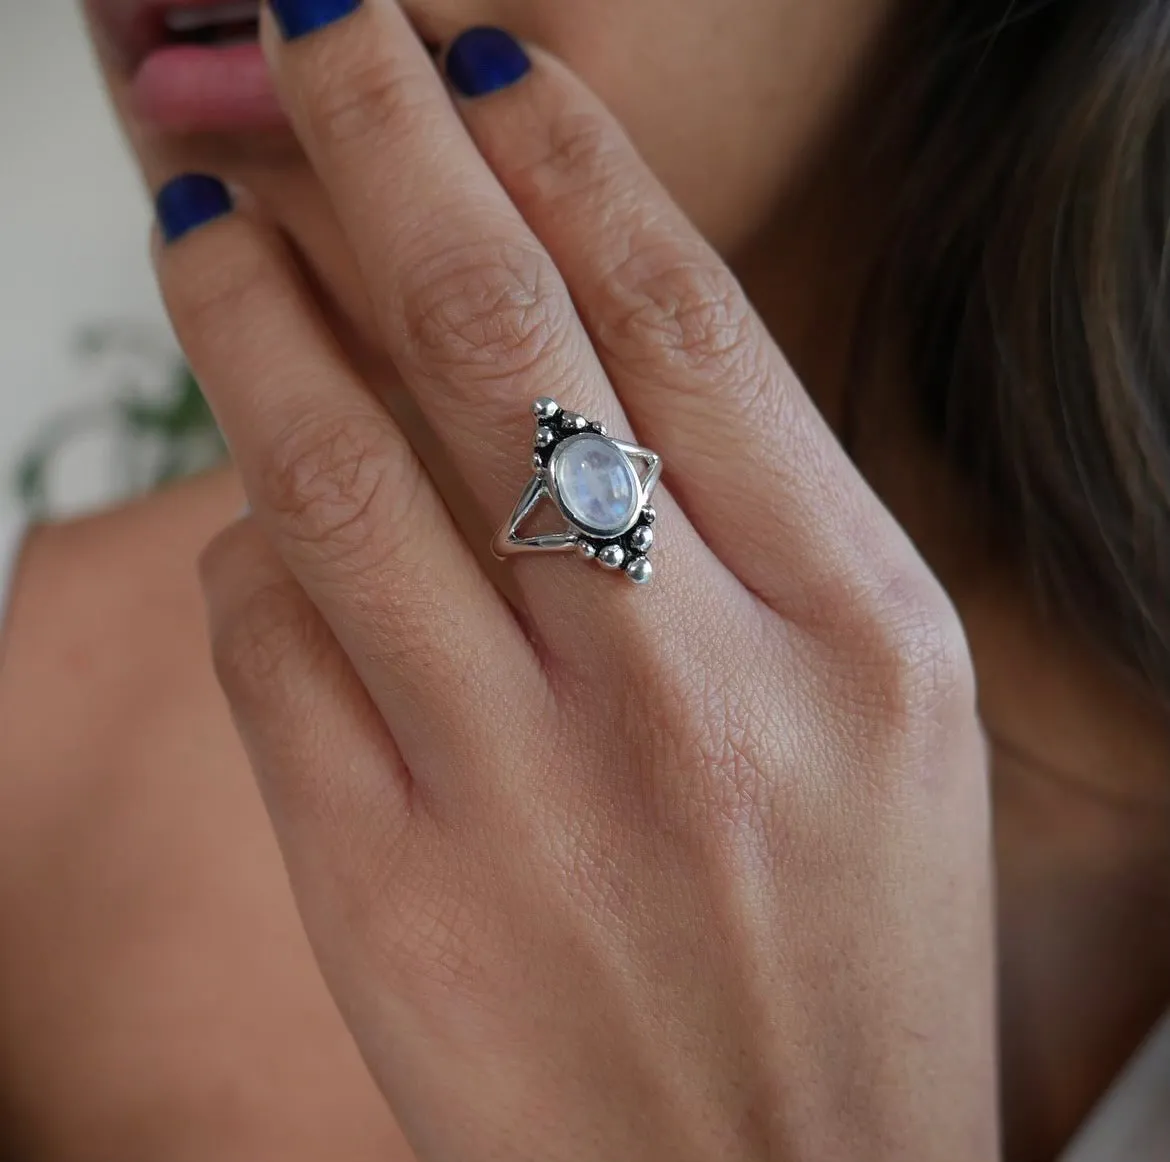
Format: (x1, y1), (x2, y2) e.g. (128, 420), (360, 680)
(493, 398), (663, 585)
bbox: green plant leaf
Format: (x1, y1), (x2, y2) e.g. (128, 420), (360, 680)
(11, 325), (228, 517)
(14, 449), (48, 511)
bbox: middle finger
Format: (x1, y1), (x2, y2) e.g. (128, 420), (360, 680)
(262, 0), (623, 523)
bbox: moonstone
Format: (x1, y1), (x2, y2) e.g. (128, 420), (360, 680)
(551, 434), (640, 536)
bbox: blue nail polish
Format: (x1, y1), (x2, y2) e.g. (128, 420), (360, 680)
(446, 27), (531, 98)
(269, 0), (362, 40)
(156, 174), (233, 244)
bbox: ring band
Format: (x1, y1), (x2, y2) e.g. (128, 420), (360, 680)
(493, 398), (662, 585)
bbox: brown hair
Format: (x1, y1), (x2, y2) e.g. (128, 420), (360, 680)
(894, 0), (1170, 702)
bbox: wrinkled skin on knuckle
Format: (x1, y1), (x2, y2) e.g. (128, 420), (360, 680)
(597, 244), (763, 386)
(207, 572), (325, 712)
(507, 104), (624, 212)
(303, 54), (432, 153)
(401, 240), (572, 398)
(261, 412), (409, 569)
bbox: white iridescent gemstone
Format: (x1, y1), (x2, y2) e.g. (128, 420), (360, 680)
(550, 434), (641, 537)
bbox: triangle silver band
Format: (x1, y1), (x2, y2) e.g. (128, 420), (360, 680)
(612, 440), (664, 497)
(493, 474), (580, 557)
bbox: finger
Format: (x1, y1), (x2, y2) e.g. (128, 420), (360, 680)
(200, 516), (412, 886)
(262, 3), (723, 639)
(260, 0), (622, 527)
(445, 39), (899, 606)
(153, 175), (540, 784)
(198, 517), (436, 1066)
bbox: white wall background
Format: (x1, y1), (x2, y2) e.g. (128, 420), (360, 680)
(0, 1), (173, 524)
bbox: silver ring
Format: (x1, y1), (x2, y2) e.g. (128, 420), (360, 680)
(493, 398), (662, 585)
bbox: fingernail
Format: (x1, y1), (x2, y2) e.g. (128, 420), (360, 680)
(268, 0), (362, 40)
(155, 174), (233, 244)
(445, 27), (531, 98)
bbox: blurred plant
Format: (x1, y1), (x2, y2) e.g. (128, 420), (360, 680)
(14, 324), (226, 518)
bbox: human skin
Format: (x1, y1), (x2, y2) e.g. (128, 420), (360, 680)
(0, 0), (1165, 1158)
(154, 3), (1000, 1158)
(0, 473), (410, 1160)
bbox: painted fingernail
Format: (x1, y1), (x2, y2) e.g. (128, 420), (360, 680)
(156, 174), (233, 244)
(445, 27), (531, 98)
(268, 0), (362, 41)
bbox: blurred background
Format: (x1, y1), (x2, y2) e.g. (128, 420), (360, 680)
(0, 3), (220, 529)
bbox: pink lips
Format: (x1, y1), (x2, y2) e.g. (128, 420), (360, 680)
(93, 0), (442, 134)
(91, 0), (286, 132)
(133, 41), (285, 132)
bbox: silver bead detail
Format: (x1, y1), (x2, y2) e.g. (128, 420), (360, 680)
(626, 557), (653, 585)
(598, 544), (625, 570)
(532, 453), (545, 471)
(641, 506), (657, 525)
(629, 525), (654, 553)
(578, 540), (598, 559)
(534, 426), (556, 449)
(533, 397), (560, 420)
(561, 412), (588, 432)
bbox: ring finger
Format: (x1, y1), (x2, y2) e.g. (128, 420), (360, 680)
(262, 1), (725, 629)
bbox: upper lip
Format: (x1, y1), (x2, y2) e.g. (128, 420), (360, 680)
(90, 0), (253, 68)
(90, 0), (440, 70)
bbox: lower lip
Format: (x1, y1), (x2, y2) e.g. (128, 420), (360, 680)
(130, 42), (287, 132)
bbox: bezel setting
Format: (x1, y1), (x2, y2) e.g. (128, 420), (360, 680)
(493, 398), (663, 585)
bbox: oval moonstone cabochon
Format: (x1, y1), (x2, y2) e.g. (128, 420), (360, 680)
(550, 433), (641, 537)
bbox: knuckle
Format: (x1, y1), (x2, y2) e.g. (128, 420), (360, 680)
(305, 55), (430, 151)
(509, 106), (620, 207)
(843, 569), (977, 736)
(402, 240), (570, 392)
(209, 573), (321, 707)
(196, 522), (248, 598)
(598, 246), (761, 384)
(879, 581), (974, 719)
(261, 411), (400, 564)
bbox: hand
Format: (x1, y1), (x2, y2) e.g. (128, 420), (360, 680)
(156, 5), (997, 1159)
